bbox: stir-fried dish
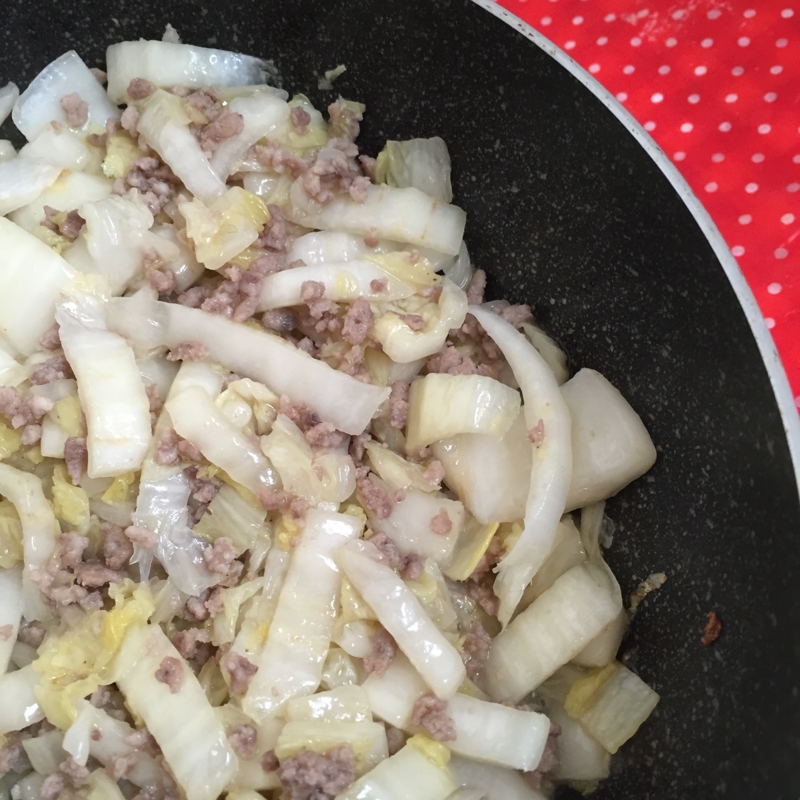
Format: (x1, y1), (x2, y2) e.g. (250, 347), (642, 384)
(0, 27), (661, 800)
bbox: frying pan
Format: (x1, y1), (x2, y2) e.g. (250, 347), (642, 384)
(2, 0), (799, 797)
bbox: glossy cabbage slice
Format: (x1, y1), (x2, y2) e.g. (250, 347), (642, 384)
(0, 566), (22, 677)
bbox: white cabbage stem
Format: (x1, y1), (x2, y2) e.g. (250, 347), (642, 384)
(0, 664), (44, 734)
(57, 294), (152, 478)
(13, 51), (120, 140)
(258, 262), (415, 311)
(448, 756), (548, 800)
(166, 385), (279, 495)
(485, 562), (622, 703)
(0, 157), (62, 216)
(338, 539), (466, 699)
(242, 510), (363, 722)
(467, 306), (572, 626)
(288, 181), (466, 257)
(0, 82), (19, 127)
(108, 292), (390, 435)
(106, 40), (272, 104)
(0, 218), (76, 355)
(114, 622), (238, 800)
(0, 567), (23, 677)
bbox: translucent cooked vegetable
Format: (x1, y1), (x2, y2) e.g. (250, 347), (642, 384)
(0, 82), (19, 127)
(286, 230), (381, 265)
(285, 685), (372, 723)
(521, 323), (569, 386)
(64, 193), (180, 294)
(405, 373), (521, 453)
(166, 385), (278, 495)
(243, 510), (363, 721)
(7, 773), (44, 800)
(338, 540), (466, 699)
(109, 292), (390, 435)
(209, 92), (290, 180)
(275, 720), (388, 774)
(179, 188), (269, 270)
(258, 261), (416, 310)
(0, 217), (76, 355)
(336, 743), (457, 800)
(448, 756), (548, 800)
(544, 702), (610, 783)
(19, 126), (98, 173)
(288, 181), (467, 256)
(0, 464), (59, 621)
(369, 489), (465, 565)
(113, 621), (238, 800)
(106, 40), (272, 103)
(135, 90), (227, 203)
(149, 223), (206, 293)
(373, 279), (468, 364)
(85, 771), (128, 800)
(562, 368), (657, 511)
(0, 664), (45, 734)
(56, 293), (152, 478)
(485, 562), (622, 703)
(0, 157), (62, 216)
(468, 306), (573, 626)
(363, 441), (440, 494)
(133, 361), (223, 592)
(12, 51), (120, 140)
(193, 483), (269, 553)
(0, 567), (22, 676)
(22, 729), (66, 775)
(375, 137), (453, 202)
(363, 651), (428, 728)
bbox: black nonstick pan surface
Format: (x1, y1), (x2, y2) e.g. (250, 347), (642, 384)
(2, 0), (800, 797)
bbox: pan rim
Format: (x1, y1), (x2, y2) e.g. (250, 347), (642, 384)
(472, 0), (800, 499)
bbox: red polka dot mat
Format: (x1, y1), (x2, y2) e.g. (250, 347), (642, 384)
(495, 0), (800, 405)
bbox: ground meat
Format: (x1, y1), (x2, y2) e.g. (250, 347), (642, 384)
(362, 627), (397, 677)
(61, 436), (88, 484)
(116, 155), (179, 214)
(203, 587), (224, 617)
(203, 537), (237, 574)
(186, 471), (219, 504)
(177, 286), (211, 308)
(276, 744), (356, 800)
(253, 143), (310, 177)
(127, 78), (155, 100)
(255, 206), (288, 253)
(527, 419), (545, 446)
(304, 422), (349, 451)
(385, 726), (406, 756)
(60, 756), (90, 787)
(369, 278), (388, 294)
(262, 308), (297, 333)
(357, 476), (400, 520)
(469, 535), (505, 582)
(0, 731), (27, 774)
(261, 750), (280, 773)
(229, 723), (258, 760)
(365, 531), (403, 569)
(40, 774), (65, 800)
(123, 524), (157, 549)
(256, 486), (291, 512)
(702, 611), (723, 645)
(465, 268), (487, 305)
(150, 268), (177, 296)
(29, 355), (73, 385)
(155, 428), (181, 466)
(224, 651), (258, 696)
(341, 297), (374, 345)
(386, 381), (410, 430)
(155, 656), (184, 693)
(182, 593), (211, 622)
(171, 627), (211, 660)
(102, 522), (134, 569)
(105, 751), (138, 780)
(86, 132), (107, 147)
(177, 438), (203, 463)
(39, 325), (61, 351)
(359, 154), (377, 180)
(60, 210), (86, 240)
(400, 552), (425, 582)
(17, 619), (45, 648)
(123, 729), (161, 757)
(328, 99), (363, 141)
(411, 694), (456, 742)
(198, 110), (244, 153)
(58, 532), (88, 569)
(399, 313), (426, 332)
(422, 460), (445, 486)
(429, 508), (452, 536)
(466, 579), (500, 617)
(300, 280), (338, 320)
(301, 144), (361, 205)
(167, 342), (208, 362)
(119, 105), (140, 133)
(499, 304), (534, 327)
(184, 87), (221, 124)
(278, 396), (322, 432)
(20, 424), (42, 445)
(462, 623), (491, 681)
(60, 93), (89, 128)
(290, 106), (311, 135)
(349, 176), (370, 203)
(525, 721), (561, 790)
(89, 686), (112, 708)
(73, 561), (127, 588)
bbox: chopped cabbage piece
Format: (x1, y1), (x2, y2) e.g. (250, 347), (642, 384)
(0, 567), (22, 677)
(50, 463), (90, 532)
(285, 685), (372, 724)
(448, 756), (548, 800)
(56, 293), (151, 478)
(21, 729), (66, 776)
(405, 373), (521, 453)
(0, 665), (44, 734)
(0, 500), (24, 569)
(0, 82), (19, 127)
(109, 292), (390, 435)
(193, 483), (269, 553)
(338, 539), (466, 699)
(0, 157), (62, 216)
(242, 509), (363, 721)
(375, 137), (453, 202)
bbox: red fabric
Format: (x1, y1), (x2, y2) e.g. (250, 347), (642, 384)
(496, 0), (800, 404)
